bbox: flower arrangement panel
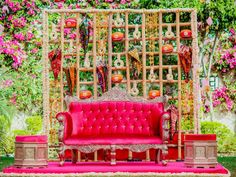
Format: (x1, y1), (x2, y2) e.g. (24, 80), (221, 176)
(42, 9), (200, 161)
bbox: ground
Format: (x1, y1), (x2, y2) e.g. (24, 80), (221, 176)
(0, 156), (235, 176)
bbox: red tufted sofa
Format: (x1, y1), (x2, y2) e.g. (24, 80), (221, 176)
(56, 87), (170, 166)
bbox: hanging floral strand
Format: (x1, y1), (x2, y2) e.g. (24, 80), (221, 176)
(179, 45), (192, 82)
(79, 14), (92, 58)
(48, 49), (62, 81)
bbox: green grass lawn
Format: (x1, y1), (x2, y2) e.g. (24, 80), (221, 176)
(0, 156), (235, 176)
(218, 156), (236, 177)
(0, 157), (14, 172)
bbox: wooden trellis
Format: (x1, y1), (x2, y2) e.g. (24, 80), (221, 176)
(42, 9), (200, 160)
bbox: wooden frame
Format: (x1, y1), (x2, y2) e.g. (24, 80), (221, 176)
(42, 8), (200, 160)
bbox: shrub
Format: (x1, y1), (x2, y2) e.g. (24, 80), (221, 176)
(0, 115), (12, 155)
(0, 115), (42, 156)
(201, 121), (236, 153)
(25, 116), (42, 135)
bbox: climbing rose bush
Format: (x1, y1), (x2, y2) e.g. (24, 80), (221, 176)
(0, 36), (26, 68)
(214, 49), (236, 74)
(212, 87), (234, 111)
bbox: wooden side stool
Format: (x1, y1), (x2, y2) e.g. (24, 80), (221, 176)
(184, 134), (217, 168)
(14, 135), (48, 168)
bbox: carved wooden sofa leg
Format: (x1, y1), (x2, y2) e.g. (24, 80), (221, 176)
(110, 145), (116, 165)
(104, 149), (109, 162)
(72, 149), (78, 164)
(155, 149), (161, 164)
(58, 144), (65, 166)
(162, 146), (168, 166)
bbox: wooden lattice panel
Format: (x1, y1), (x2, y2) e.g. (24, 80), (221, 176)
(42, 9), (200, 160)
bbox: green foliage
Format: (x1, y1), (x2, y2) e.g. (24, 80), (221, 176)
(139, 0), (236, 31)
(201, 121), (236, 153)
(0, 116), (12, 155)
(0, 68), (17, 121)
(181, 116), (194, 131)
(25, 116), (42, 135)
(0, 115), (42, 156)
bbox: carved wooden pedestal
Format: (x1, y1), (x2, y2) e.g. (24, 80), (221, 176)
(14, 135), (48, 168)
(184, 134), (217, 168)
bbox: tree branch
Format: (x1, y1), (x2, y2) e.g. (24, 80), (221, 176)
(207, 30), (219, 78)
(199, 31), (208, 77)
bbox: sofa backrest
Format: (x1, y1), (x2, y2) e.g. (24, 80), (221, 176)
(68, 101), (164, 138)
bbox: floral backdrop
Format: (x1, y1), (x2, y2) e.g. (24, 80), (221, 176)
(0, 0), (235, 155)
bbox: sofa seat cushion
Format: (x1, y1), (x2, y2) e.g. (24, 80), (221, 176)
(64, 136), (163, 145)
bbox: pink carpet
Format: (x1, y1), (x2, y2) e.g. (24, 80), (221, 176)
(3, 162), (228, 174)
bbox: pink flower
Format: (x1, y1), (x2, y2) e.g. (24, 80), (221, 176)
(31, 74), (36, 79)
(64, 28), (71, 35)
(212, 87), (234, 111)
(57, 3), (64, 9)
(12, 17), (27, 28)
(26, 32), (34, 41)
(14, 33), (25, 41)
(10, 93), (17, 105)
(230, 28), (235, 35)
(8, 15), (13, 21)
(226, 100), (233, 111)
(0, 38), (27, 68)
(70, 33), (76, 39)
(2, 6), (9, 14)
(213, 100), (221, 107)
(6, 1), (21, 12)
(31, 48), (38, 54)
(3, 80), (13, 88)
(120, 0), (127, 4)
(206, 17), (213, 26)
(27, 9), (35, 15)
(105, 0), (113, 2)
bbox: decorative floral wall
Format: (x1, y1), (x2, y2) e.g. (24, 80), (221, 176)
(0, 0), (235, 155)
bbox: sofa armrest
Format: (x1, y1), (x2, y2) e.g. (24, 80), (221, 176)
(161, 112), (170, 144)
(56, 112), (72, 142)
